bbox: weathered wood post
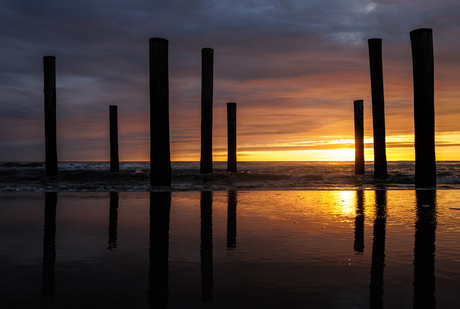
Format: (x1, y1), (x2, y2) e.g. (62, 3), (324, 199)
(109, 105), (119, 172)
(149, 38), (171, 186)
(410, 28), (436, 187)
(227, 102), (237, 173)
(43, 56), (58, 176)
(200, 48), (214, 174)
(354, 100), (365, 174)
(368, 38), (388, 177)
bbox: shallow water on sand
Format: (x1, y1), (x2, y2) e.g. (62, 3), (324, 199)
(1, 190), (460, 308)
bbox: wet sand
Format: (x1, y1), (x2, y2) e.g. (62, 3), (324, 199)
(1, 190), (460, 308)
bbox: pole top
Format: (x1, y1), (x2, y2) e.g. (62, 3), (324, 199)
(368, 38), (382, 42)
(43, 55), (56, 59)
(109, 105), (117, 108)
(410, 28), (432, 36)
(202, 47), (214, 52)
(227, 102), (237, 106)
(149, 38), (169, 44)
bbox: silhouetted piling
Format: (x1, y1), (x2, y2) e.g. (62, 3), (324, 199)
(354, 100), (365, 174)
(149, 38), (171, 186)
(42, 192), (57, 299)
(368, 39), (388, 177)
(227, 102), (237, 173)
(200, 48), (214, 174)
(410, 28), (436, 188)
(43, 56), (58, 176)
(109, 105), (119, 172)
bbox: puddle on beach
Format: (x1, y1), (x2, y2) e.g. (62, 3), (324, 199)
(1, 190), (460, 308)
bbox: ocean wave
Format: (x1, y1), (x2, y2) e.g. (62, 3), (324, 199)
(1, 161), (459, 191)
(437, 175), (460, 184)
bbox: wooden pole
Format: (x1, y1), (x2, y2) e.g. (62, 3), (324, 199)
(227, 102), (237, 173)
(368, 38), (388, 177)
(354, 100), (365, 175)
(109, 105), (119, 172)
(410, 28), (436, 188)
(43, 56), (58, 176)
(149, 38), (171, 186)
(200, 48), (214, 174)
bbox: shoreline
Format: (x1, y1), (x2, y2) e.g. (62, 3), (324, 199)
(1, 161), (459, 192)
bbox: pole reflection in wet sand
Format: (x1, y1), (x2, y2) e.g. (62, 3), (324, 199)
(201, 191), (213, 302)
(148, 192), (171, 309)
(42, 192), (57, 300)
(413, 190), (437, 309)
(369, 190), (387, 308)
(227, 190), (237, 250)
(354, 190), (365, 253)
(108, 191), (118, 250)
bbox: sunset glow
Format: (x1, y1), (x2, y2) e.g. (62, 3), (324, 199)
(2, 1), (460, 162)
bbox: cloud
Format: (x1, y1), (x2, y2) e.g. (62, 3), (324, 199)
(1, 0), (460, 161)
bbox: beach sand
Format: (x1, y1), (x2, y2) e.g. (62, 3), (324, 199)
(1, 190), (459, 308)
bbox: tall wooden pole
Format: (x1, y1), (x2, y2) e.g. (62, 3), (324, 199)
(200, 48), (214, 174)
(43, 56), (58, 176)
(149, 38), (171, 186)
(368, 38), (388, 177)
(354, 100), (365, 175)
(227, 102), (237, 173)
(109, 105), (119, 172)
(410, 28), (436, 187)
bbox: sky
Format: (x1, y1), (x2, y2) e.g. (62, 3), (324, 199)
(1, 0), (460, 162)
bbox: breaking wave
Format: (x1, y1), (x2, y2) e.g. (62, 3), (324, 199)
(1, 161), (460, 192)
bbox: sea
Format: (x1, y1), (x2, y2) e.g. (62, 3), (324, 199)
(1, 160), (460, 191)
(1, 161), (460, 308)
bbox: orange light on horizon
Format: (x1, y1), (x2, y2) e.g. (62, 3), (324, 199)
(115, 132), (460, 162)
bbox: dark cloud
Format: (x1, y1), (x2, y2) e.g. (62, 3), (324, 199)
(2, 0), (460, 160)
